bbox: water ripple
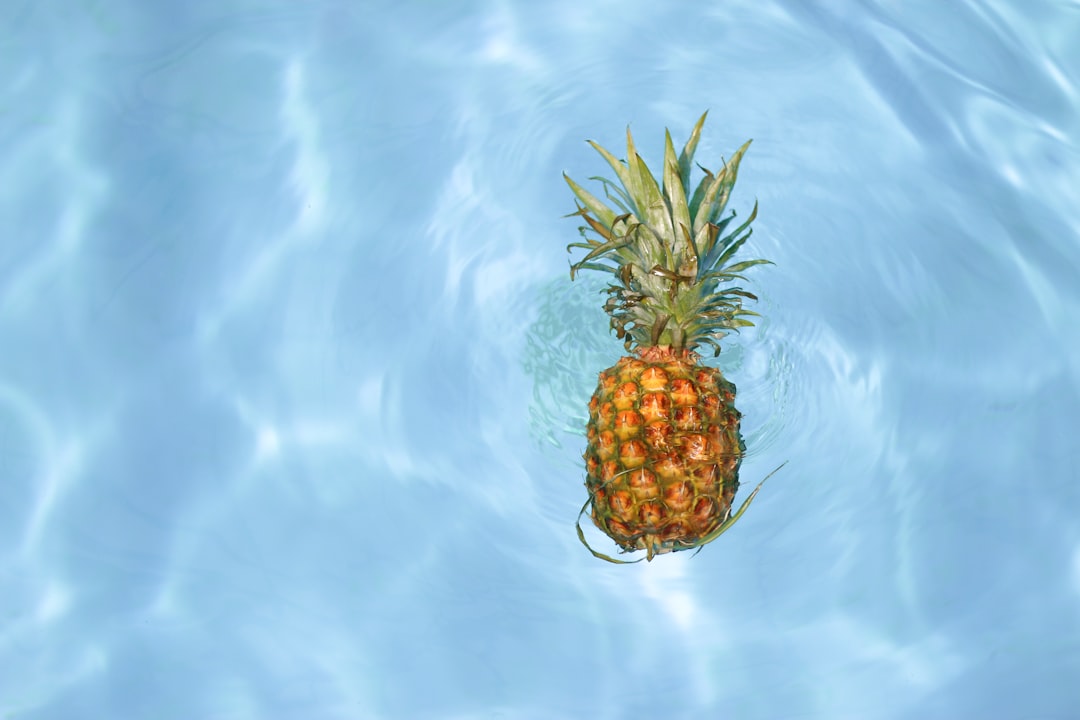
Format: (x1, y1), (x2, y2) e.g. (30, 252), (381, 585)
(4, 0), (1080, 717)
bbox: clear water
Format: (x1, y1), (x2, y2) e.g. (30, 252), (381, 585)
(2, 1), (1079, 718)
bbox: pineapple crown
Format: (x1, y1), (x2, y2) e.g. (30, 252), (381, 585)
(564, 112), (771, 356)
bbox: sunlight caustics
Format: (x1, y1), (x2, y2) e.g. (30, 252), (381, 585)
(1, 100), (108, 317)
(196, 57), (329, 346)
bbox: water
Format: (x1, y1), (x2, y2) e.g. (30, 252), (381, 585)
(2, 1), (1078, 718)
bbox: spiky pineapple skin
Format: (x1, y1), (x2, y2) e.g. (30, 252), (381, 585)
(584, 346), (744, 559)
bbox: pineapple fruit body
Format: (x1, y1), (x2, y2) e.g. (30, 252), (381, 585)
(585, 346), (743, 560)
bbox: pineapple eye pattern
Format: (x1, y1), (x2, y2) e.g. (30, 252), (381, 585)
(581, 355), (744, 560)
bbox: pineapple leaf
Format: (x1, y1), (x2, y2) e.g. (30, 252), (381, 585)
(564, 174), (616, 228)
(692, 221), (720, 265)
(707, 230), (751, 272)
(625, 222), (666, 269)
(564, 118), (770, 356)
(581, 212), (614, 241)
(569, 261), (618, 280)
(626, 127), (674, 246)
(678, 111), (708, 192)
(701, 291), (742, 308)
(589, 175), (634, 215)
(706, 200), (759, 272)
(566, 241), (600, 252)
(670, 325), (685, 350)
(692, 139), (752, 230)
(712, 139), (753, 219)
(561, 204), (592, 221)
(650, 315), (670, 345)
(699, 270), (750, 285)
(696, 326), (738, 339)
(663, 130), (692, 259)
(700, 336), (723, 356)
(713, 209), (738, 234)
(687, 165), (713, 222)
(692, 168), (725, 231)
(723, 258), (773, 274)
(648, 265), (690, 283)
(694, 209), (737, 258)
(680, 222), (700, 269)
(586, 140), (637, 215)
(575, 236), (633, 265)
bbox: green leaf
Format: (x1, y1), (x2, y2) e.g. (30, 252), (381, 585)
(711, 209), (737, 238)
(589, 176), (634, 215)
(624, 222), (665, 268)
(708, 200), (759, 270)
(663, 130), (692, 258)
(687, 166), (712, 223)
(569, 260), (618, 280)
(693, 221), (720, 268)
(692, 139), (752, 230)
(699, 271), (750, 285)
(576, 236), (633, 266)
(625, 127), (674, 248)
(566, 241), (600, 252)
(563, 174), (616, 228)
(722, 258), (773, 274)
(586, 140), (637, 215)
(680, 222), (700, 266)
(701, 292), (741, 309)
(712, 138), (753, 220)
(696, 321), (740, 335)
(678, 111), (707, 192)
(709, 229), (750, 269)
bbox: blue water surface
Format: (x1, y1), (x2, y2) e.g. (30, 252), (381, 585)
(2, 1), (1079, 718)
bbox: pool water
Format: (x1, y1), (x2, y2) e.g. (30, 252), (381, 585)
(2, 1), (1078, 718)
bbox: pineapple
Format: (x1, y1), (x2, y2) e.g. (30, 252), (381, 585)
(565, 112), (774, 562)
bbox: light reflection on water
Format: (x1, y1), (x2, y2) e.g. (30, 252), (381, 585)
(1, 1), (1079, 718)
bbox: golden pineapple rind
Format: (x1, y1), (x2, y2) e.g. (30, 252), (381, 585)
(584, 350), (744, 558)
